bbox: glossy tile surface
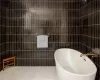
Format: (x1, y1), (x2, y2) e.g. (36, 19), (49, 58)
(80, 0), (100, 80)
(0, 0), (81, 66)
(0, 1), (6, 71)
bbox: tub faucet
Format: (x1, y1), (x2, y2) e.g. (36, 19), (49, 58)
(80, 52), (98, 57)
(80, 52), (98, 61)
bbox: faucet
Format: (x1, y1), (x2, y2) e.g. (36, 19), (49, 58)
(80, 52), (98, 61)
(80, 52), (97, 57)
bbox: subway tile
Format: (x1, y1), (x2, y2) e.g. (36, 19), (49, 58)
(16, 59), (55, 66)
(6, 50), (54, 59)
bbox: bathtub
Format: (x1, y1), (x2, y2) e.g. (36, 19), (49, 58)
(54, 48), (97, 80)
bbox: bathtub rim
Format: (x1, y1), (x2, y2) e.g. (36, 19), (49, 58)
(54, 48), (97, 76)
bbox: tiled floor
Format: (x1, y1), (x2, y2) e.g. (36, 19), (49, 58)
(0, 67), (58, 80)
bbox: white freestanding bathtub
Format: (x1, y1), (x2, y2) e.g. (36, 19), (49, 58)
(54, 48), (97, 80)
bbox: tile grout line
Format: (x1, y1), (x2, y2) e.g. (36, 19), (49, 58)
(1, 34), (81, 35)
(0, 51), (6, 55)
(16, 58), (54, 60)
(79, 42), (92, 49)
(1, 26), (82, 27)
(81, 34), (100, 40)
(7, 1), (81, 2)
(80, 10), (100, 19)
(80, 0), (94, 9)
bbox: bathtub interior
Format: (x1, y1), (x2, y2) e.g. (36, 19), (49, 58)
(54, 48), (97, 75)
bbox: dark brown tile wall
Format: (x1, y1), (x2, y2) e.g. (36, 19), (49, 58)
(80, 0), (100, 80)
(0, 0), (7, 71)
(1, 0), (81, 66)
(0, 0), (100, 79)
